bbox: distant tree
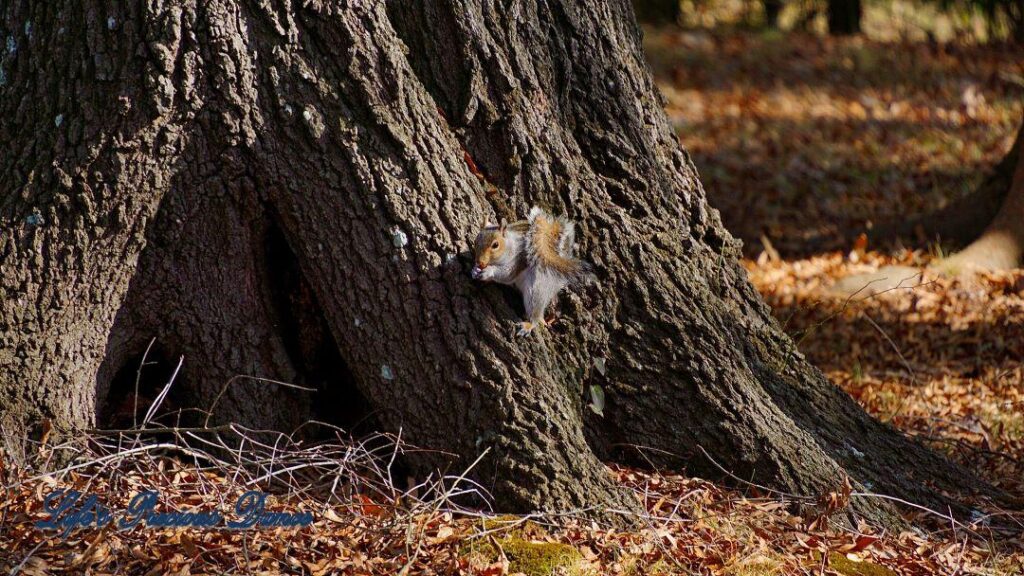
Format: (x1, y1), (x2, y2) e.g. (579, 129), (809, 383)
(827, 0), (863, 35)
(868, 122), (1024, 270)
(632, 0), (681, 24)
(938, 123), (1024, 270)
(764, 0), (785, 27)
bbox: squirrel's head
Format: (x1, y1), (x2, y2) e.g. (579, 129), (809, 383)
(471, 220), (507, 281)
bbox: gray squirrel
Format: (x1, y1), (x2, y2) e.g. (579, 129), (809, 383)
(471, 207), (594, 336)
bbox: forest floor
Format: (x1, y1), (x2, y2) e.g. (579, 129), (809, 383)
(647, 23), (1024, 509)
(3, 26), (1024, 576)
(647, 25), (1024, 256)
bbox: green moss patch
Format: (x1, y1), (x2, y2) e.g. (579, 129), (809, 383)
(461, 536), (583, 576)
(811, 552), (897, 576)
(725, 556), (783, 575)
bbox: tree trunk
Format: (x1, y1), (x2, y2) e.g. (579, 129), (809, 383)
(866, 122), (1023, 271)
(0, 0), (1001, 524)
(631, 0), (681, 25)
(938, 122), (1024, 271)
(827, 0), (862, 35)
(764, 0), (784, 28)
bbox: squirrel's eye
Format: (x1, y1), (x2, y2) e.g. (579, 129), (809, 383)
(491, 241), (499, 249)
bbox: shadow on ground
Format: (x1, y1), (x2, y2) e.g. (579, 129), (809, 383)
(749, 256), (1024, 499)
(643, 26), (1024, 256)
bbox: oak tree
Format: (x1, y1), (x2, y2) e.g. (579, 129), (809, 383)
(0, 0), (1000, 525)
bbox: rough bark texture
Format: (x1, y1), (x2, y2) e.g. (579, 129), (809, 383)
(1, 1), (191, 452)
(0, 0), (1002, 524)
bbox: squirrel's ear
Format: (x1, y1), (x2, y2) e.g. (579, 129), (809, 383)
(499, 218), (508, 234)
(484, 219), (494, 228)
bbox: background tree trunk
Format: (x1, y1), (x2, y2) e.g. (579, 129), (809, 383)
(867, 121), (1023, 268)
(938, 121), (1024, 271)
(764, 0), (784, 28)
(827, 0), (862, 35)
(0, 0), (1001, 524)
(631, 0), (681, 25)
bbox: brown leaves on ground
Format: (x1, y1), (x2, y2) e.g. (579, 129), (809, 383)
(3, 453), (1021, 576)
(747, 250), (1024, 505)
(645, 26), (1024, 256)
(2, 264), (1022, 574)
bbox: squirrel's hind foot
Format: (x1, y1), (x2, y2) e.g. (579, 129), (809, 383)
(516, 321), (537, 337)
(515, 316), (558, 337)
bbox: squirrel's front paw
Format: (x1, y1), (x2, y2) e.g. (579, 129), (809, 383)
(516, 321), (536, 337)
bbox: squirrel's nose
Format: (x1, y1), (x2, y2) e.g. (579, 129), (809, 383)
(471, 264), (486, 279)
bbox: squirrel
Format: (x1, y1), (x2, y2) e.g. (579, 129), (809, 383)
(471, 206), (595, 336)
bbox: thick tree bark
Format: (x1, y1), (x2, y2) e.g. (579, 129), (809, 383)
(0, 0), (1001, 524)
(0, 2), (191, 454)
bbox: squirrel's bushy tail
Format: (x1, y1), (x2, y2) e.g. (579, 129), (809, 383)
(527, 207), (596, 285)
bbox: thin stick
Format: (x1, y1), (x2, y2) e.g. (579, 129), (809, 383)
(133, 338), (157, 429)
(143, 356), (184, 427)
(204, 375), (315, 427)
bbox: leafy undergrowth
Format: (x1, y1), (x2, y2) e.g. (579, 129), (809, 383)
(645, 26), (1024, 255)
